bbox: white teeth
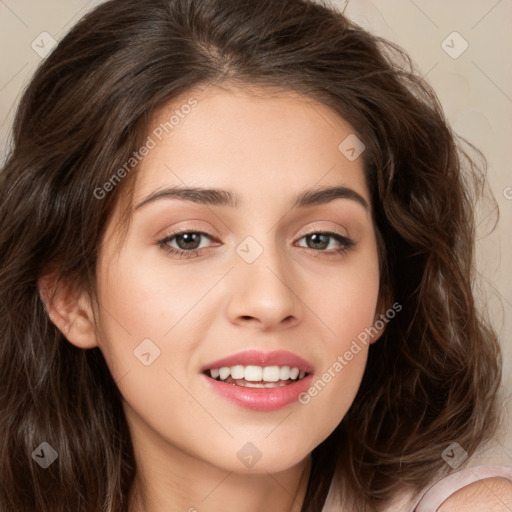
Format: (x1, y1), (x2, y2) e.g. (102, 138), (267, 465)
(231, 365), (245, 379)
(241, 381), (262, 388)
(244, 365), (263, 381)
(219, 367), (231, 380)
(279, 366), (291, 380)
(262, 366), (280, 382)
(208, 365), (306, 382)
(241, 381), (289, 388)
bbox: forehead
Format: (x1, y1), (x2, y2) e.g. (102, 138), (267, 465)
(132, 85), (371, 213)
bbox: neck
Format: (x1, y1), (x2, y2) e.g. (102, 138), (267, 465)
(128, 453), (312, 512)
(125, 411), (312, 512)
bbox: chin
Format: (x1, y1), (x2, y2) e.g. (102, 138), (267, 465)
(202, 438), (314, 476)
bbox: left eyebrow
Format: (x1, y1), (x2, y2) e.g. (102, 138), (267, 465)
(134, 185), (369, 211)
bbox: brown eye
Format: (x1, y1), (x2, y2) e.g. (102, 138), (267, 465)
(158, 231), (217, 259)
(296, 232), (355, 254)
(170, 232), (204, 250)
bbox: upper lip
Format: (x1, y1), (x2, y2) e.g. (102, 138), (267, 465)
(201, 350), (314, 373)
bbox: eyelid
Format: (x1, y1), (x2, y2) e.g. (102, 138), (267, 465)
(295, 221), (350, 239)
(157, 223), (217, 239)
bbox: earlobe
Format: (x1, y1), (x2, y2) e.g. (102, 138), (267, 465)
(38, 273), (99, 349)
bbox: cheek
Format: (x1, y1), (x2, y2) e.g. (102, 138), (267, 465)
(93, 246), (231, 403)
(296, 292), (375, 451)
(309, 248), (381, 351)
(296, 251), (380, 428)
(93, 250), (182, 380)
(95, 247), (206, 343)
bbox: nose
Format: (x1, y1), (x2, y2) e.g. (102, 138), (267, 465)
(225, 239), (301, 331)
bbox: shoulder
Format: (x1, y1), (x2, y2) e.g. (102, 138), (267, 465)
(437, 477), (512, 511)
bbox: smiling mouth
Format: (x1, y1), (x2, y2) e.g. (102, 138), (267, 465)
(204, 365), (309, 388)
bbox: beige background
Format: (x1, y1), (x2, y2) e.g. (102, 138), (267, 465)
(1, 0), (510, 466)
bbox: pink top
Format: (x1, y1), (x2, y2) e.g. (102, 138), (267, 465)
(321, 464), (512, 511)
(411, 465), (512, 511)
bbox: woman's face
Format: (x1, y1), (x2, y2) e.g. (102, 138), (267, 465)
(95, 85), (381, 474)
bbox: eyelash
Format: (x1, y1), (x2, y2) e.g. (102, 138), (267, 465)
(157, 229), (355, 259)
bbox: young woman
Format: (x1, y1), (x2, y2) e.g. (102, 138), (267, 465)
(0, 0), (511, 511)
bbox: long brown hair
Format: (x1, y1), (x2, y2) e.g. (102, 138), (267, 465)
(0, 0), (502, 510)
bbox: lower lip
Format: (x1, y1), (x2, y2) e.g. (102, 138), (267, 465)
(201, 373), (314, 411)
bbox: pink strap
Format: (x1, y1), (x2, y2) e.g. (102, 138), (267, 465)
(413, 465), (512, 511)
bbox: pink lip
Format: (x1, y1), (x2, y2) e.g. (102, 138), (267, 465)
(200, 350), (314, 411)
(201, 349), (313, 372)
(201, 373), (314, 411)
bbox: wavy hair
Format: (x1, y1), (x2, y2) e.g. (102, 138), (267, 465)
(0, 0), (502, 510)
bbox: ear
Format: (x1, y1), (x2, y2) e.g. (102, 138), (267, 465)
(38, 272), (99, 349)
